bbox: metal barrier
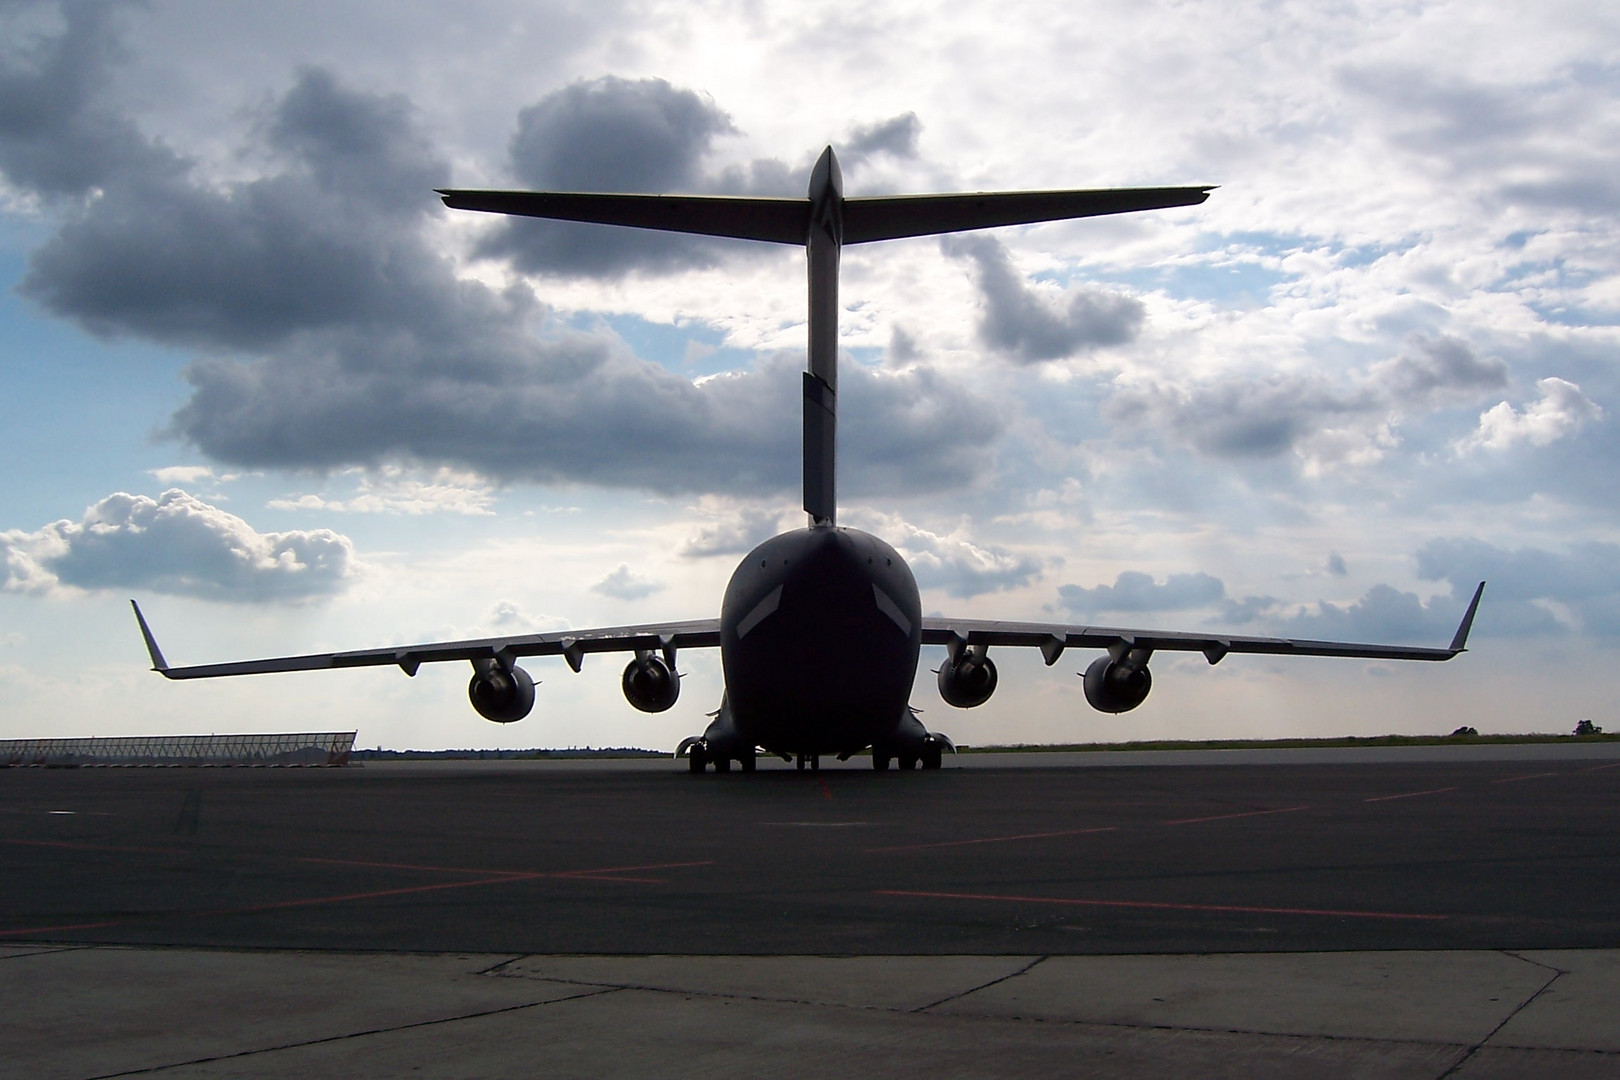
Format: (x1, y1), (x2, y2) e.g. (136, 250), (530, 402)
(1, 732), (356, 767)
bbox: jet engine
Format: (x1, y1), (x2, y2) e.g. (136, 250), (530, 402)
(468, 658), (536, 723)
(1082, 648), (1152, 713)
(622, 652), (680, 713)
(937, 645), (998, 708)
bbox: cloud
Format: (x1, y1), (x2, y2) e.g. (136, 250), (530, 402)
(1105, 336), (1521, 467)
(842, 112), (921, 165)
(1326, 552), (1348, 577)
(1456, 377), (1602, 453)
(472, 77), (755, 278)
(1058, 570), (1225, 617)
(590, 563), (662, 601)
(10, 58), (999, 500)
(1416, 536), (1620, 637)
(1267, 584), (1467, 645)
(2, 489), (357, 601)
(0, 1), (180, 197)
(267, 466), (496, 515)
(943, 234), (1145, 361)
(839, 512), (1041, 598)
(148, 465), (240, 486)
(680, 502), (788, 557)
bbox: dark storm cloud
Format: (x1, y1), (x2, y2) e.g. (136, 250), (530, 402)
(942, 234), (1145, 362)
(20, 68), (447, 349)
(1, 489), (355, 601)
(472, 77), (751, 278)
(473, 78), (929, 278)
(1372, 335), (1509, 400)
(0, 0), (179, 196)
(1058, 570), (1225, 616)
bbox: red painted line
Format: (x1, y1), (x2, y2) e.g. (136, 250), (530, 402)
(553, 859), (716, 878)
(0, 919), (124, 938)
(1161, 805), (1310, 826)
(1363, 786), (1459, 803)
(296, 856), (530, 877)
(0, 838), (189, 856)
(1492, 772), (1561, 784)
(877, 889), (1448, 922)
(191, 873), (546, 917)
(866, 827), (1118, 854)
(1581, 761), (1620, 772)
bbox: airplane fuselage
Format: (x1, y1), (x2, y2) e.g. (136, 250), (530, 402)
(718, 526), (921, 759)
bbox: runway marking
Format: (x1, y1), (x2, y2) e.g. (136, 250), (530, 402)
(553, 860), (716, 884)
(1160, 805), (1310, 826)
(877, 889), (1449, 922)
(866, 827), (1117, 853)
(1492, 772), (1561, 784)
(1581, 761), (1620, 772)
(0, 919), (124, 938)
(297, 856), (535, 877)
(1363, 786), (1459, 803)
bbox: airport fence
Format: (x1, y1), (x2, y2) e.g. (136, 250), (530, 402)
(1, 732), (356, 767)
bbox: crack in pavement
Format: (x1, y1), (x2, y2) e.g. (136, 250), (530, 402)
(1433, 950), (1568, 1079)
(80, 985), (625, 1078)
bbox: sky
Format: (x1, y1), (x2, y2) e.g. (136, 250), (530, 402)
(2, 0), (1617, 750)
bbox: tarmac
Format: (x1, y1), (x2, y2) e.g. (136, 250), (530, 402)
(5, 741), (1619, 1077)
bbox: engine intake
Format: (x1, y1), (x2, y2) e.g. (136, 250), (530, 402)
(938, 645), (998, 708)
(468, 659), (536, 723)
(1082, 649), (1152, 713)
(622, 652), (680, 713)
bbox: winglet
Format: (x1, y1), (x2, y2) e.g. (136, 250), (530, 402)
(129, 600), (171, 674)
(1448, 582), (1486, 654)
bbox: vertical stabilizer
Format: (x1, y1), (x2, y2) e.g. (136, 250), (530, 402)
(804, 147), (843, 526)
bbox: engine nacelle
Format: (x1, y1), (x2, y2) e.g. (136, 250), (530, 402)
(1082, 651), (1152, 714)
(622, 653), (680, 713)
(938, 647), (998, 708)
(468, 659), (536, 723)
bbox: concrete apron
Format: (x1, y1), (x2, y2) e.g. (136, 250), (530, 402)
(7, 947), (1620, 1079)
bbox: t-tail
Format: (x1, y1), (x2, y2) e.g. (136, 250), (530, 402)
(438, 152), (1212, 527)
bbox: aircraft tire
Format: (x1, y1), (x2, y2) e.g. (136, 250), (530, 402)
(714, 756), (732, 773)
(922, 744), (942, 770)
(688, 745), (707, 773)
(872, 753), (890, 771)
(741, 751), (756, 773)
(899, 755), (918, 771)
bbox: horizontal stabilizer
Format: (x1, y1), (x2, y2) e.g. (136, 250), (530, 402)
(841, 186), (1215, 244)
(437, 190), (809, 244)
(438, 185), (1214, 247)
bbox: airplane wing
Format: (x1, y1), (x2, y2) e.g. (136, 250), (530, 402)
(435, 185), (1215, 246)
(131, 600), (720, 680)
(920, 581), (1486, 667)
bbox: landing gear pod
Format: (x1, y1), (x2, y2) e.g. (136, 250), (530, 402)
(468, 658), (536, 723)
(622, 652), (680, 713)
(1082, 649), (1152, 713)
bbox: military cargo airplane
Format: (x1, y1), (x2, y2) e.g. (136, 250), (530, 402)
(131, 147), (1484, 772)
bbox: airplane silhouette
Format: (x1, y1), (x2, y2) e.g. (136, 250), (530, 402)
(132, 147), (1484, 772)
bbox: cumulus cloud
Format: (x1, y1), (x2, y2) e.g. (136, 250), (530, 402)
(1416, 536), (1620, 637)
(847, 512), (1042, 598)
(148, 465), (241, 487)
(680, 502), (788, 557)
(1265, 585), (1467, 645)
(944, 234), (1145, 361)
(2, 489), (357, 601)
(268, 467), (496, 515)
(590, 564), (662, 600)
(1058, 570), (1225, 617)
(1456, 377), (1602, 453)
